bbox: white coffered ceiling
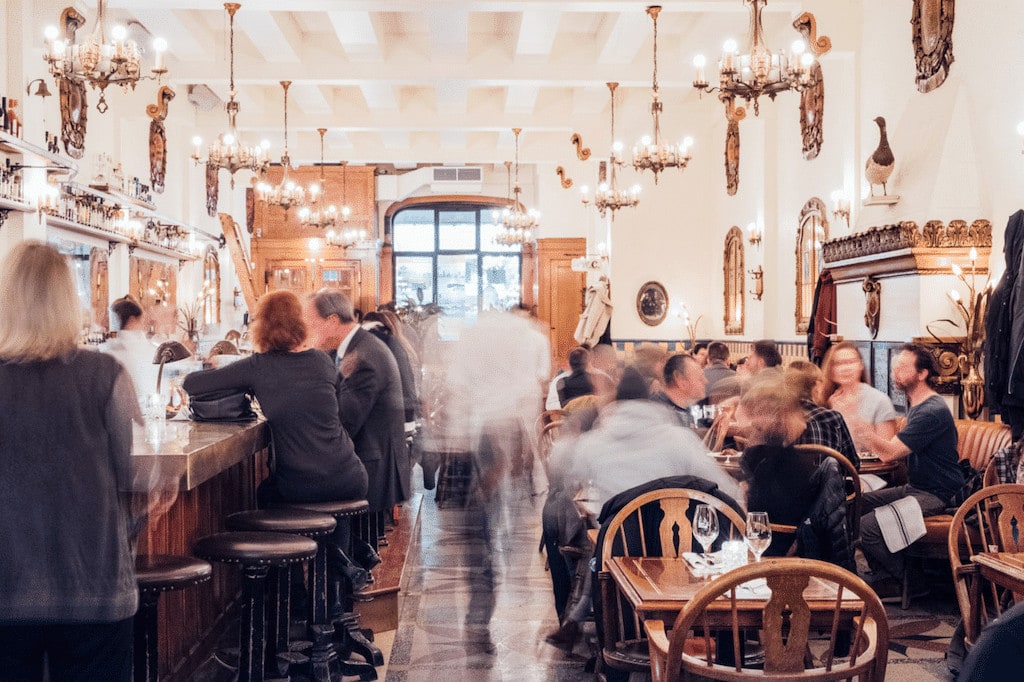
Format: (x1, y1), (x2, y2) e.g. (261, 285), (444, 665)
(76, 0), (805, 166)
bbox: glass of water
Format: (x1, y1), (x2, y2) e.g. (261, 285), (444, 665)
(745, 511), (772, 562)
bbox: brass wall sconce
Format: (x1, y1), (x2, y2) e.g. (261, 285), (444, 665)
(943, 247), (993, 419)
(830, 190), (851, 227)
(749, 265), (764, 300)
(747, 222), (762, 248)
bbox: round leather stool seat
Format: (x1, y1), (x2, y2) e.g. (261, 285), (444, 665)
(194, 532), (318, 566)
(226, 509), (337, 538)
(136, 554), (212, 592)
(272, 499), (369, 518)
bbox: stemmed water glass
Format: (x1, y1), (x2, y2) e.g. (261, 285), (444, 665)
(745, 511), (772, 562)
(692, 504), (720, 575)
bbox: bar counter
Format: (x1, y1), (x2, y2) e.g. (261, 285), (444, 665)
(134, 418), (270, 680)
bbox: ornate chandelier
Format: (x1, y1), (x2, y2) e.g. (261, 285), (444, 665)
(298, 128), (338, 229)
(633, 6), (694, 183)
(691, 0), (816, 116)
(494, 128), (539, 246)
(43, 0), (169, 113)
(581, 82), (641, 219)
(324, 162), (365, 247)
(190, 3), (270, 187)
(256, 81), (304, 213)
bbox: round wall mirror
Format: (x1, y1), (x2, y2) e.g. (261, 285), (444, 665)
(636, 281), (668, 326)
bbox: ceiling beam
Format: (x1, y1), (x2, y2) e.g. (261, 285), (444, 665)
(327, 10), (381, 61)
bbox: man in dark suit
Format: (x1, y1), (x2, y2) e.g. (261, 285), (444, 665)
(306, 290), (409, 516)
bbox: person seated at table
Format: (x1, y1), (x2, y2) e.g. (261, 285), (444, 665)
(739, 376), (819, 557)
(183, 291), (370, 580)
(849, 343), (962, 599)
(556, 346), (595, 407)
(704, 341), (739, 404)
(820, 342), (897, 453)
(651, 353), (708, 429)
(786, 360), (860, 469)
(542, 365), (742, 649)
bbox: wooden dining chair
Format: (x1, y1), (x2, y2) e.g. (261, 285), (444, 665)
(703, 411), (731, 452)
(536, 420), (562, 473)
(948, 484), (1024, 654)
(597, 487), (746, 679)
(645, 558), (889, 682)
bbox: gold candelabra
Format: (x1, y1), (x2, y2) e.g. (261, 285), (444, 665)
(944, 248), (993, 419)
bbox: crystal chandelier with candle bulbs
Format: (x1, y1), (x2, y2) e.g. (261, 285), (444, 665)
(633, 6), (694, 183)
(494, 128), (540, 246)
(581, 82), (641, 219)
(190, 3), (270, 187)
(256, 81), (304, 213)
(298, 128), (338, 229)
(42, 0), (169, 113)
(691, 0), (817, 116)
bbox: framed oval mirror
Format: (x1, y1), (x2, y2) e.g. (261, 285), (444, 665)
(636, 281), (668, 326)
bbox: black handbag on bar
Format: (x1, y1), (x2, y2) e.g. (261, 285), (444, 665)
(187, 388), (258, 422)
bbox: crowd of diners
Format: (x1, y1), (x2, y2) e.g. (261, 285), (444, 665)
(539, 336), (969, 654)
(4, 240), (1023, 679)
(0, 241), (425, 678)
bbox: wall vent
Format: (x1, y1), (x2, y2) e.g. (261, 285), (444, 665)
(430, 166), (483, 193)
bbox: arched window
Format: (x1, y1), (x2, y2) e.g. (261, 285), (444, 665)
(391, 202), (521, 321)
(723, 226), (745, 335)
(795, 197), (829, 333)
(202, 247), (220, 326)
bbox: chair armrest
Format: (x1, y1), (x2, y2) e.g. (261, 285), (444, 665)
(644, 619), (670, 682)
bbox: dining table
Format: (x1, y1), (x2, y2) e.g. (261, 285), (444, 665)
(607, 555), (865, 627)
(970, 552), (1024, 594)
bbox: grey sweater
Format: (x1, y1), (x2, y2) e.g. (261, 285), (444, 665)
(0, 350), (138, 623)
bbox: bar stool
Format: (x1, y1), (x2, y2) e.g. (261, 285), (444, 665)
(134, 555), (212, 682)
(225, 509), (337, 680)
(193, 531), (317, 682)
(273, 499), (383, 672)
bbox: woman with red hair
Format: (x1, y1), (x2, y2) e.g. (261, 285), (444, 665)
(184, 290), (367, 507)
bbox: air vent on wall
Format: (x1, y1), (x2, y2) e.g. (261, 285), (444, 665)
(431, 166), (483, 193)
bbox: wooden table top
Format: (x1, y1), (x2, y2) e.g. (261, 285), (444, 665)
(607, 556), (862, 622)
(970, 552), (1024, 591)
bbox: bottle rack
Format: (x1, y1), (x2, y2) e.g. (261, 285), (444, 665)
(0, 132), (205, 259)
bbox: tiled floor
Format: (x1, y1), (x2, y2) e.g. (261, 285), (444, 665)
(188, 465), (962, 680)
(387, 467), (962, 681)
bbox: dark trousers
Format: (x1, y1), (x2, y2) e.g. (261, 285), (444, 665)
(860, 484), (946, 580)
(0, 618), (133, 681)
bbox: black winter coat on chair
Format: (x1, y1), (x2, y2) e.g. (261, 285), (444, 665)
(985, 210), (1024, 439)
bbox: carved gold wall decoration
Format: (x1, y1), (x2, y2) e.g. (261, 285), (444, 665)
(555, 166), (573, 189)
(205, 164), (219, 217)
(749, 265), (764, 301)
(822, 219), (991, 263)
(724, 226), (745, 334)
(912, 0), (955, 93)
(793, 14), (830, 161)
(862, 275), (881, 339)
(146, 85), (174, 194)
(724, 100), (745, 196)
(56, 7), (88, 158)
(570, 133), (591, 161)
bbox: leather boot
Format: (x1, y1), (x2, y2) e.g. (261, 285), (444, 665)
(326, 544), (370, 593)
(352, 537), (382, 571)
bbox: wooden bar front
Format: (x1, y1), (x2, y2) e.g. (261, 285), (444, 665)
(133, 419), (270, 680)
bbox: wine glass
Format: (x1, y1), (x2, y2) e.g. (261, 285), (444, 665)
(745, 511), (772, 562)
(692, 504), (720, 573)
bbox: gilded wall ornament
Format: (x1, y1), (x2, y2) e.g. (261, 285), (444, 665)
(862, 276), (881, 339)
(793, 13), (831, 160)
(637, 281), (669, 326)
(56, 7), (87, 159)
(555, 166), (573, 189)
(822, 219), (991, 263)
(205, 164), (219, 218)
(570, 133), (591, 161)
(912, 0), (955, 93)
(146, 86), (174, 194)
(724, 100), (745, 196)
